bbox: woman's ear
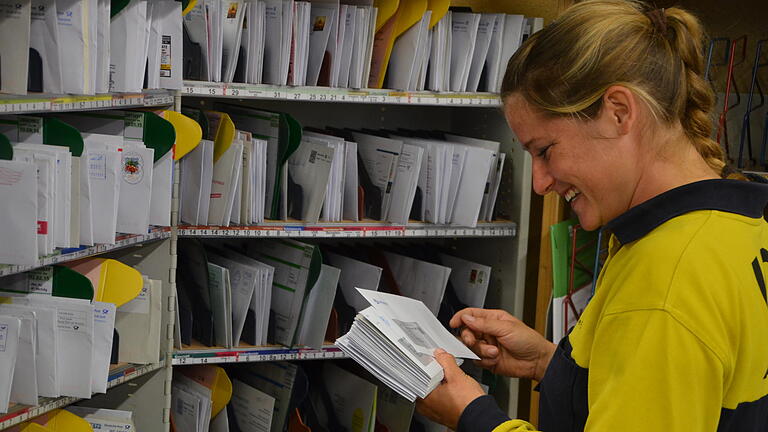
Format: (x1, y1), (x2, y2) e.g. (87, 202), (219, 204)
(600, 85), (637, 136)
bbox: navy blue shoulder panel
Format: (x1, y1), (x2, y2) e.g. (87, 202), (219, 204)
(717, 393), (768, 432)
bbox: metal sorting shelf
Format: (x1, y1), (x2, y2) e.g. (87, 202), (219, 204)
(0, 362), (164, 429)
(0, 90), (175, 115)
(173, 345), (347, 365)
(0, 227), (172, 277)
(182, 81), (502, 107)
(178, 221), (517, 239)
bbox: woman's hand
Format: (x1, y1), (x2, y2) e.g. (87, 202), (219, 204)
(450, 308), (556, 381)
(416, 349), (486, 430)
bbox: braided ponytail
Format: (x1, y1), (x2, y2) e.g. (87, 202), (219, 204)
(665, 8), (727, 176)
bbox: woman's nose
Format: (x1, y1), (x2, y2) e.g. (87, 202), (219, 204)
(531, 160), (555, 195)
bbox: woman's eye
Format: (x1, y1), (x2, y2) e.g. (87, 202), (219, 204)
(537, 145), (551, 158)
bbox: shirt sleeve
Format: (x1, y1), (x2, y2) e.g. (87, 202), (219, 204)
(457, 395), (539, 432)
(585, 309), (725, 431)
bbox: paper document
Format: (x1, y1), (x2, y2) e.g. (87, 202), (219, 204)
(337, 289), (478, 402)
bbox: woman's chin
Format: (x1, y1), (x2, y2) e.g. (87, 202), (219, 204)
(574, 210), (601, 231)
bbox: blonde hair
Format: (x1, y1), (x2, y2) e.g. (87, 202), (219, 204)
(501, 0), (727, 175)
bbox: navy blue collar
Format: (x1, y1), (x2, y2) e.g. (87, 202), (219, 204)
(604, 179), (768, 245)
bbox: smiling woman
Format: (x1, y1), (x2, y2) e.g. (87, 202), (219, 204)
(414, 1), (768, 431)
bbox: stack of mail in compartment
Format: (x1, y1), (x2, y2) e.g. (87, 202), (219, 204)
(0, 0), (182, 96)
(337, 289), (478, 402)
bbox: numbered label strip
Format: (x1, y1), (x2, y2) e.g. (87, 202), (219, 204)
(0, 90), (174, 115)
(178, 223), (516, 239)
(173, 346), (347, 365)
(0, 228), (172, 277)
(182, 81), (502, 107)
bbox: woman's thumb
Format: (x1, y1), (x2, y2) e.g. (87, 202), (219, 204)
(433, 349), (462, 381)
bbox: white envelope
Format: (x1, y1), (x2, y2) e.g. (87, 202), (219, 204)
(116, 143), (154, 234)
(342, 140), (359, 221)
(66, 407), (136, 432)
(14, 141), (71, 249)
(12, 296), (93, 399)
(325, 251), (381, 311)
(351, 132), (403, 221)
(322, 363), (377, 432)
(445, 134), (500, 221)
(439, 254), (491, 308)
(0, 159), (38, 265)
(238, 362), (297, 432)
(94, 0), (110, 93)
(109, 0), (148, 92)
(207, 254), (257, 346)
(206, 262), (233, 347)
(449, 12), (480, 92)
(287, 140), (334, 223)
(57, 0), (96, 94)
(68, 156), (81, 248)
(387, 143), (423, 225)
(12, 149), (53, 256)
(147, 0), (183, 89)
(180, 139), (209, 225)
(206, 0), (223, 82)
(221, 0), (246, 82)
(230, 379), (275, 432)
(337, 5), (356, 87)
(347, 6), (369, 89)
(427, 11), (450, 92)
(83, 139), (121, 244)
(171, 380), (211, 431)
(183, 0), (210, 81)
(115, 277), (161, 364)
(149, 151), (173, 226)
(0, 303), (58, 398)
(0, 0), (31, 95)
(466, 13), (497, 92)
(263, 0), (293, 85)
(388, 11), (430, 91)
(243, 0), (267, 84)
(483, 13), (505, 93)
(198, 140), (215, 225)
(382, 251), (451, 316)
(91, 301), (116, 394)
(0, 316), (21, 413)
(78, 151), (94, 246)
(444, 145), (466, 224)
(295, 264), (339, 349)
(7, 311), (37, 406)
(246, 240), (316, 347)
(213, 247), (275, 346)
(494, 14), (525, 92)
(30, 0), (63, 94)
(306, 1), (338, 86)
(450, 146), (494, 227)
(209, 140), (243, 227)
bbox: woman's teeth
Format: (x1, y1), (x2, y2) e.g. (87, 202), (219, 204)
(564, 188), (581, 203)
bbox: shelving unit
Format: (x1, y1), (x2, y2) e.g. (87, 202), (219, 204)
(175, 81), (533, 422)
